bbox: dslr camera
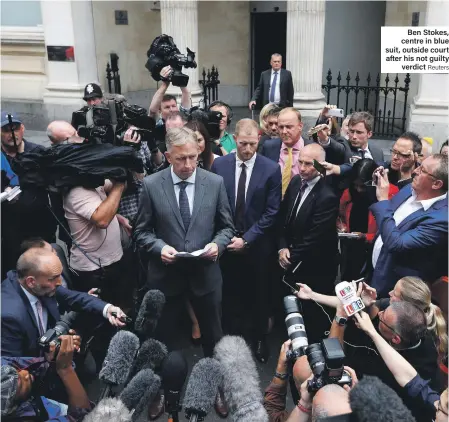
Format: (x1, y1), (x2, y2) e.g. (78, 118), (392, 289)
(283, 296), (352, 392)
(145, 34), (197, 87)
(39, 311), (78, 353)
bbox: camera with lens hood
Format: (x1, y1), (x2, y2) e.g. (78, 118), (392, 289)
(38, 311), (79, 353)
(283, 295), (352, 392)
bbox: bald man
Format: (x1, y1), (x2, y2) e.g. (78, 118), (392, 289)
(278, 143), (339, 343)
(46, 121), (76, 145)
(312, 384), (352, 420)
(1, 249), (126, 357)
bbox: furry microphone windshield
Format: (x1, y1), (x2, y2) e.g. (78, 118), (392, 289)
(134, 289), (165, 338)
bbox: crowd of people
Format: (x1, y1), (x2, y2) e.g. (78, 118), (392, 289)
(1, 53), (448, 422)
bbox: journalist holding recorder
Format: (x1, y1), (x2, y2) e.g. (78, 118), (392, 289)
(1, 248), (127, 358)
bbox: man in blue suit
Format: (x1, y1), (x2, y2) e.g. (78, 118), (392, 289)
(370, 153), (448, 297)
(1, 248), (127, 357)
(211, 118), (282, 363)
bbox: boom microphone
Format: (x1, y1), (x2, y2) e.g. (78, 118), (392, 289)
(349, 376), (415, 422)
(134, 289), (165, 338)
(120, 368), (161, 422)
(98, 330), (140, 399)
(184, 358), (223, 422)
(161, 351), (189, 420)
(214, 336), (268, 422)
(82, 397), (133, 422)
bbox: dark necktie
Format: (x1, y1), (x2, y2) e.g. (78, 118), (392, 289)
(270, 71), (278, 103)
(359, 149), (366, 159)
(235, 163), (247, 233)
(177, 181), (191, 231)
(288, 181), (308, 225)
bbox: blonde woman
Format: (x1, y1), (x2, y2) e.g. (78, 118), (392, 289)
(259, 103), (277, 135)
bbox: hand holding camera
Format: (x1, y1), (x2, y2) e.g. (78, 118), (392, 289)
(373, 167), (390, 201)
(55, 335), (77, 374)
(45, 329), (81, 362)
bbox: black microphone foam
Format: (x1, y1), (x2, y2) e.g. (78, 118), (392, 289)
(120, 368), (161, 422)
(161, 351), (188, 414)
(128, 338), (168, 380)
(99, 330), (140, 385)
(134, 289), (165, 338)
(214, 335), (268, 422)
(349, 376), (415, 422)
(183, 358), (223, 420)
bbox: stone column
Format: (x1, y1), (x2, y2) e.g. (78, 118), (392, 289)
(40, 0), (99, 120)
(160, 0), (202, 106)
(408, 1), (449, 149)
(286, 0), (326, 127)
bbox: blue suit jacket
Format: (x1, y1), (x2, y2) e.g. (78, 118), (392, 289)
(1, 271), (108, 357)
(211, 153), (281, 250)
(370, 184), (448, 297)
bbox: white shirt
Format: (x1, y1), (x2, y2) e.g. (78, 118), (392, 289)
(296, 176), (321, 215)
(171, 167), (196, 214)
(372, 190), (447, 267)
(270, 69), (281, 104)
(235, 153), (257, 204)
(20, 286), (48, 332)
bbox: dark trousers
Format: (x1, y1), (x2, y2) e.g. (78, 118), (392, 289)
(220, 249), (270, 339)
(154, 288), (223, 357)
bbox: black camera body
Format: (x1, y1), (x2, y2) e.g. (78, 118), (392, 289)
(187, 107), (222, 141)
(38, 311), (78, 353)
(283, 296), (351, 392)
(145, 34), (197, 87)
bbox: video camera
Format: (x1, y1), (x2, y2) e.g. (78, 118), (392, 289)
(38, 311), (78, 353)
(283, 296), (351, 392)
(187, 107), (222, 141)
(145, 34), (197, 88)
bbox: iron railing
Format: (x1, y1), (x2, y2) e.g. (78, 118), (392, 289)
(106, 53), (121, 94)
(199, 66), (220, 108)
(322, 70), (411, 138)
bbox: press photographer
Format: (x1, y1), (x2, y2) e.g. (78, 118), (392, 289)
(147, 35), (194, 126)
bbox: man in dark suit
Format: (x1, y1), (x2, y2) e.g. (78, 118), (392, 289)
(278, 143), (339, 343)
(260, 107), (312, 196)
(1, 248), (126, 357)
(133, 127), (235, 358)
(369, 154), (448, 297)
(211, 118), (281, 363)
(249, 54), (294, 110)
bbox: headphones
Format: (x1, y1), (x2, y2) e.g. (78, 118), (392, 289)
(208, 101), (233, 125)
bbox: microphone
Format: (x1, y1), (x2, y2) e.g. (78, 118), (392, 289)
(127, 338), (168, 382)
(161, 351), (188, 421)
(98, 330), (140, 400)
(214, 336), (269, 422)
(184, 358), (223, 422)
(349, 376), (415, 422)
(134, 289), (165, 338)
(82, 397), (133, 422)
(120, 368), (161, 422)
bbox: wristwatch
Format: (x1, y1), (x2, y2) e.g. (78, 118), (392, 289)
(334, 315), (348, 326)
(274, 371), (289, 380)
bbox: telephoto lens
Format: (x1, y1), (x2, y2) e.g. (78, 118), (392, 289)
(283, 296), (308, 360)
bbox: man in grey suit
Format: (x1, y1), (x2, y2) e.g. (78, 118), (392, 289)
(249, 53), (294, 110)
(133, 127), (234, 358)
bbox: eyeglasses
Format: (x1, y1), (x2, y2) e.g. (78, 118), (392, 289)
(390, 149), (413, 159)
(415, 165), (439, 179)
(437, 400), (448, 416)
(378, 312), (403, 339)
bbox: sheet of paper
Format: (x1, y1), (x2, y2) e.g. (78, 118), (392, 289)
(175, 246), (209, 258)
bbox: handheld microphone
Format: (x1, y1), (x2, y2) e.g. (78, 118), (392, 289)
(161, 351), (188, 421)
(335, 280), (365, 317)
(214, 336), (269, 422)
(184, 358), (223, 422)
(120, 368), (161, 422)
(134, 289), (165, 338)
(349, 376), (415, 422)
(98, 330), (140, 400)
(127, 338), (168, 382)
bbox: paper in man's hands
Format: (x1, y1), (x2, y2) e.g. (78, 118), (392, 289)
(175, 246), (209, 259)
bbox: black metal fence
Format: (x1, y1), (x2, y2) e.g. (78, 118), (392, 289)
(199, 66), (220, 108)
(322, 70), (411, 138)
(106, 53), (121, 94)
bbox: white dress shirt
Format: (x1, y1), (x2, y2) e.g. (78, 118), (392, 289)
(270, 69), (281, 104)
(372, 191), (447, 268)
(235, 153), (257, 204)
(171, 167), (196, 214)
(296, 175), (321, 215)
(20, 286), (48, 332)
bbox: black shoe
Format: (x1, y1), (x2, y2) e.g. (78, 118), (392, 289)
(255, 338), (269, 364)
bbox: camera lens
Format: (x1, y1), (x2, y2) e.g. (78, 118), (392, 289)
(306, 343), (326, 377)
(284, 296), (308, 354)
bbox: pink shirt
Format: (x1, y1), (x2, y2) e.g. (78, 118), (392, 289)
(279, 137), (305, 178)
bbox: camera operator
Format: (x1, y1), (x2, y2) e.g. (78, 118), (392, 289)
(209, 101), (236, 155)
(46, 121), (77, 146)
(1, 248), (126, 358)
(148, 65), (191, 126)
(1, 335), (92, 421)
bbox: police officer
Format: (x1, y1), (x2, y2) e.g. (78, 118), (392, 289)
(83, 83), (103, 106)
